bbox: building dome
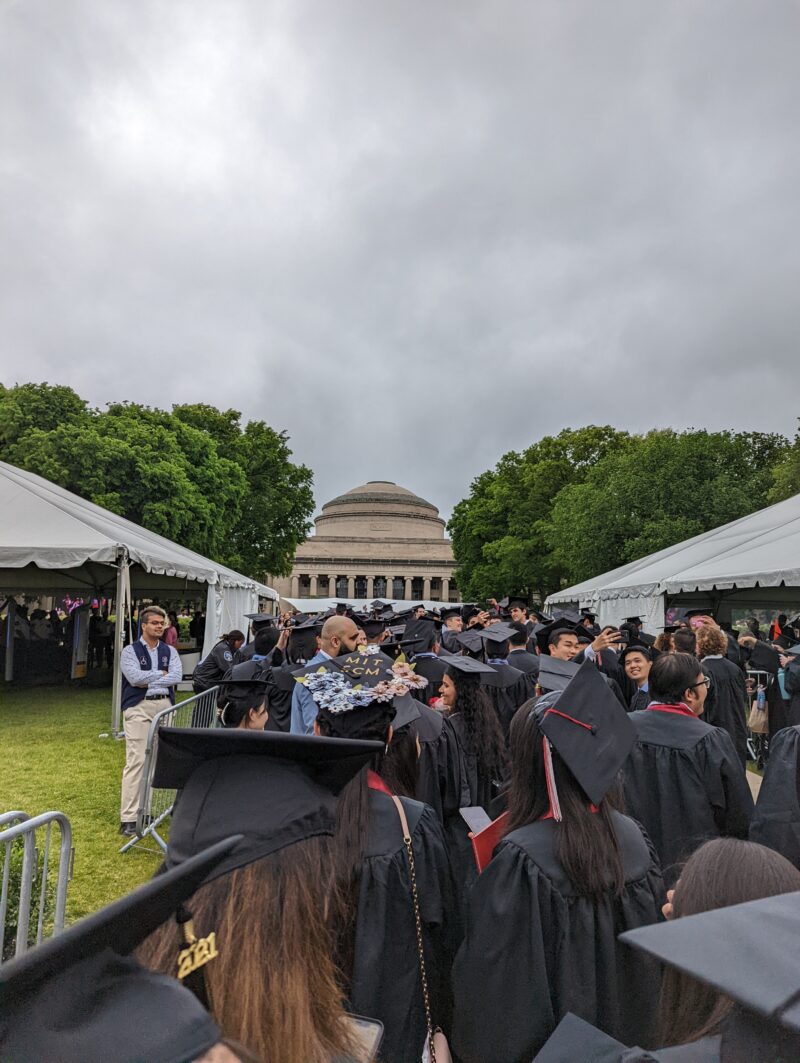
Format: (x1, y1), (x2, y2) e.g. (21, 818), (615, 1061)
(313, 480), (446, 541)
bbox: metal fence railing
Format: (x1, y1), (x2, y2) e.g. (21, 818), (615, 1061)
(1, 811), (73, 965)
(120, 687), (220, 855)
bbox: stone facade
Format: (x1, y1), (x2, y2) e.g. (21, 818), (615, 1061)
(271, 481), (459, 605)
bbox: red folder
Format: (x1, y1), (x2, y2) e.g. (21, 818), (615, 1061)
(461, 808), (509, 872)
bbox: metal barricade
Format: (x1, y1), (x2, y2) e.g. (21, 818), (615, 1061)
(1, 811), (73, 965)
(120, 687), (220, 855)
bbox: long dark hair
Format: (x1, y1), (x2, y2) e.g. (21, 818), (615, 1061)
(446, 667), (507, 782)
(504, 699), (624, 898)
(315, 701), (396, 983)
(381, 724), (419, 799)
(658, 838), (800, 1047)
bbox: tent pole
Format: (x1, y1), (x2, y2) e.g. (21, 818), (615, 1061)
(110, 552), (129, 736)
(4, 598), (15, 683)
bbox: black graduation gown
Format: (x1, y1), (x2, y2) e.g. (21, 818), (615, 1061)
(623, 708), (753, 888)
(263, 663), (294, 732)
(349, 790), (459, 1063)
(411, 653), (449, 689)
(481, 662), (535, 736)
(506, 649), (540, 676)
(702, 656), (749, 767)
(782, 660), (800, 733)
(628, 687), (651, 713)
(411, 702), (463, 822)
(750, 724), (800, 867)
(442, 712), (495, 904)
(192, 640), (238, 691)
(450, 811), (665, 1062)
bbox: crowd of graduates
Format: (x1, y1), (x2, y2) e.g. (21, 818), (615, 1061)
(4, 597), (800, 1062)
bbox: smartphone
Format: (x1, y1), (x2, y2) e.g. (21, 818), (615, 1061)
(343, 1016), (384, 1061)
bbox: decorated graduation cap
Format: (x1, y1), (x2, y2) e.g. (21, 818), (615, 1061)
(620, 891), (800, 1034)
(0, 836), (240, 1063)
(537, 656), (580, 693)
(444, 654), (497, 676)
(154, 728), (381, 882)
(537, 660), (636, 814)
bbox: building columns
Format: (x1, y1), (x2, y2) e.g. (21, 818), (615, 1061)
(423, 577), (431, 601)
(404, 577), (413, 600)
(347, 576), (355, 599)
(367, 576), (374, 600)
(290, 575), (299, 598)
(442, 577), (450, 602)
(309, 575), (318, 597)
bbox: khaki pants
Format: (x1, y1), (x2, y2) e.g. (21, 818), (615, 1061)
(120, 697), (171, 823)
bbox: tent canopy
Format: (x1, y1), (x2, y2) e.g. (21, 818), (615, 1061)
(0, 461), (275, 599)
(545, 492), (800, 628)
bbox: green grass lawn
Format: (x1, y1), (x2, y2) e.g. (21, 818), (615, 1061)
(0, 685), (162, 922)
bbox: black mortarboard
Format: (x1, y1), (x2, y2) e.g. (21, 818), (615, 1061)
(552, 609), (582, 625)
(504, 596), (528, 611)
(682, 607), (716, 620)
(775, 633), (795, 650)
(444, 654), (496, 676)
(538, 661), (636, 807)
(359, 618), (389, 639)
(391, 693), (423, 730)
(575, 630), (592, 645)
(749, 640), (781, 673)
(535, 617), (580, 654)
(622, 615), (643, 625)
(479, 622), (518, 643)
(618, 643), (658, 666)
(292, 614), (325, 630)
(453, 629), (486, 654)
(402, 619), (439, 651)
(532, 1012), (720, 1062)
(154, 728), (381, 882)
(537, 656), (581, 692)
(579, 608), (597, 620)
(620, 891), (800, 1032)
(461, 605), (480, 622)
(440, 606), (462, 621)
(244, 612), (278, 625)
(0, 837), (240, 1063)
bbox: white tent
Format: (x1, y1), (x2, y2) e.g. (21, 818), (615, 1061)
(545, 492), (800, 631)
(281, 597), (457, 613)
(0, 461), (276, 728)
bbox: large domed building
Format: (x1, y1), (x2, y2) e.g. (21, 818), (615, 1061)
(271, 481), (459, 604)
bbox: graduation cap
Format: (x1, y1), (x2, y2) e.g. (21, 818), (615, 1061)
(620, 890), (800, 1033)
(244, 612), (278, 625)
(579, 608), (597, 621)
(535, 617), (580, 655)
(538, 660), (636, 811)
(402, 618), (439, 651)
(216, 677), (270, 720)
(621, 615), (643, 626)
(443, 654), (497, 676)
(618, 643), (658, 666)
(154, 728), (382, 882)
(440, 606), (462, 622)
(333, 650), (395, 686)
(775, 633), (796, 650)
(479, 621), (518, 643)
(552, 609), (582, 625)
(532, 1012), (721, 1062)
(537, 656), (580, 693)
(0, 836), (240, 1063)
(391, 693), (423, 730)
(453, 629), (487, 654)
(749, 640), (782, 673)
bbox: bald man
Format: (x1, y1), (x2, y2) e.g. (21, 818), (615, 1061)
(289, 616), (362, 734)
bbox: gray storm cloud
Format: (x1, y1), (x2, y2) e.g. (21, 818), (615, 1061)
(1, 0), (798, 518)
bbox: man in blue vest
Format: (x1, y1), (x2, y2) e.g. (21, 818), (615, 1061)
(119, 605), (182, 836)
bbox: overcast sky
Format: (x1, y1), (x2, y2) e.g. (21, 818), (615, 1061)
(2, 1), (799, 524)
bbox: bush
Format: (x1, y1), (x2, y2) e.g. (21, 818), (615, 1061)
(2, 834), (58, 960)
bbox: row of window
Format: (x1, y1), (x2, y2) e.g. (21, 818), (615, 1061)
(296, 575), (455, 600)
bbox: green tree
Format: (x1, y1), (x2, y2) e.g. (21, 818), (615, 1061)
(769, 420), (800, 503)
(0, 384), (314, 580)
(547, 429), (789, 585)
(448, 426), (628, 601)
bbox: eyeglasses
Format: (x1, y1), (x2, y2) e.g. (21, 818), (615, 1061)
(690, 677), (711, 690)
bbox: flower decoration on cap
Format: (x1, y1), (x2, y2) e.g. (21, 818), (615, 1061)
(298, 663), (428, 715)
